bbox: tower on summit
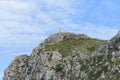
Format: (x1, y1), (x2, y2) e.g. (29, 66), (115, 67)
(59, 27), (62, 33)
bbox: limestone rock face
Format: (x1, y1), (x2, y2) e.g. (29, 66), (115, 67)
(42, 32), (89, 45)
(3, 32), (120, 80)
(3, 55), (29, 80)
(51, 51), (62, 61)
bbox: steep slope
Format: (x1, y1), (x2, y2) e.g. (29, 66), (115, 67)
(3, 32), (120, 80)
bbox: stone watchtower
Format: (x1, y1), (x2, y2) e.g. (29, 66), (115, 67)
(59, 28), (62, 33)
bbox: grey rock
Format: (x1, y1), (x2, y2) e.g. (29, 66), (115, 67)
(4, 32), (120, 80)
(3, 55), (29, 80)
(42, 32), (89, 45)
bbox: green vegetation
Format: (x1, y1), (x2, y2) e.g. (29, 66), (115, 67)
(42, 38), (106, 57)
(55, 64), (64, 72)
(70, 74), (77, 80)
(93, 70), (103, 80)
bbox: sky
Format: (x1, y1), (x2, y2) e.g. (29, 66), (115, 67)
(0, 0), (120, 79)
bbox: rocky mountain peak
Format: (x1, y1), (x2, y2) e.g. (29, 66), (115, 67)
(3, 55), (29, 80)
(110, 31), (120, 42)
(105, 31), (120, 52)
(42, 32), (89, 45)
(4, 31), (120, 80)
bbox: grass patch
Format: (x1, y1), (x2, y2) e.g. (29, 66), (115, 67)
(42, 38), (106, 57)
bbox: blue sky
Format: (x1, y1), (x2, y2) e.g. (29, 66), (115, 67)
(0, 0), (120, 79)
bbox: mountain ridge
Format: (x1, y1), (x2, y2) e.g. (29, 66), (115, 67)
(3, 32), (120, 80)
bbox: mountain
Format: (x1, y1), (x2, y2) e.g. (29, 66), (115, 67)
(3, 32), (120, 80)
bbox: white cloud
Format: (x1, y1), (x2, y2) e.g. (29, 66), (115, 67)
(0, 0), (33, 10)
(43, 0), (71, 7)
(81, 23), (118, 40)
(102, 0), (120, 10)
(0, 0), (119, 49)
(60, 21), (119, 40)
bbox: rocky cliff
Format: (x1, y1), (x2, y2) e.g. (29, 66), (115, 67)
(3, 32), (120, 80)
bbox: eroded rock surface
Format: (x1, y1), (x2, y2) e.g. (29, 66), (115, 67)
(4, 32), (120, 80)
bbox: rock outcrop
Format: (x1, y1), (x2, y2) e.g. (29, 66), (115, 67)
(4, 55), (29, 80)
(4, 32), (120, 80)
(42, 32), (89, 44)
